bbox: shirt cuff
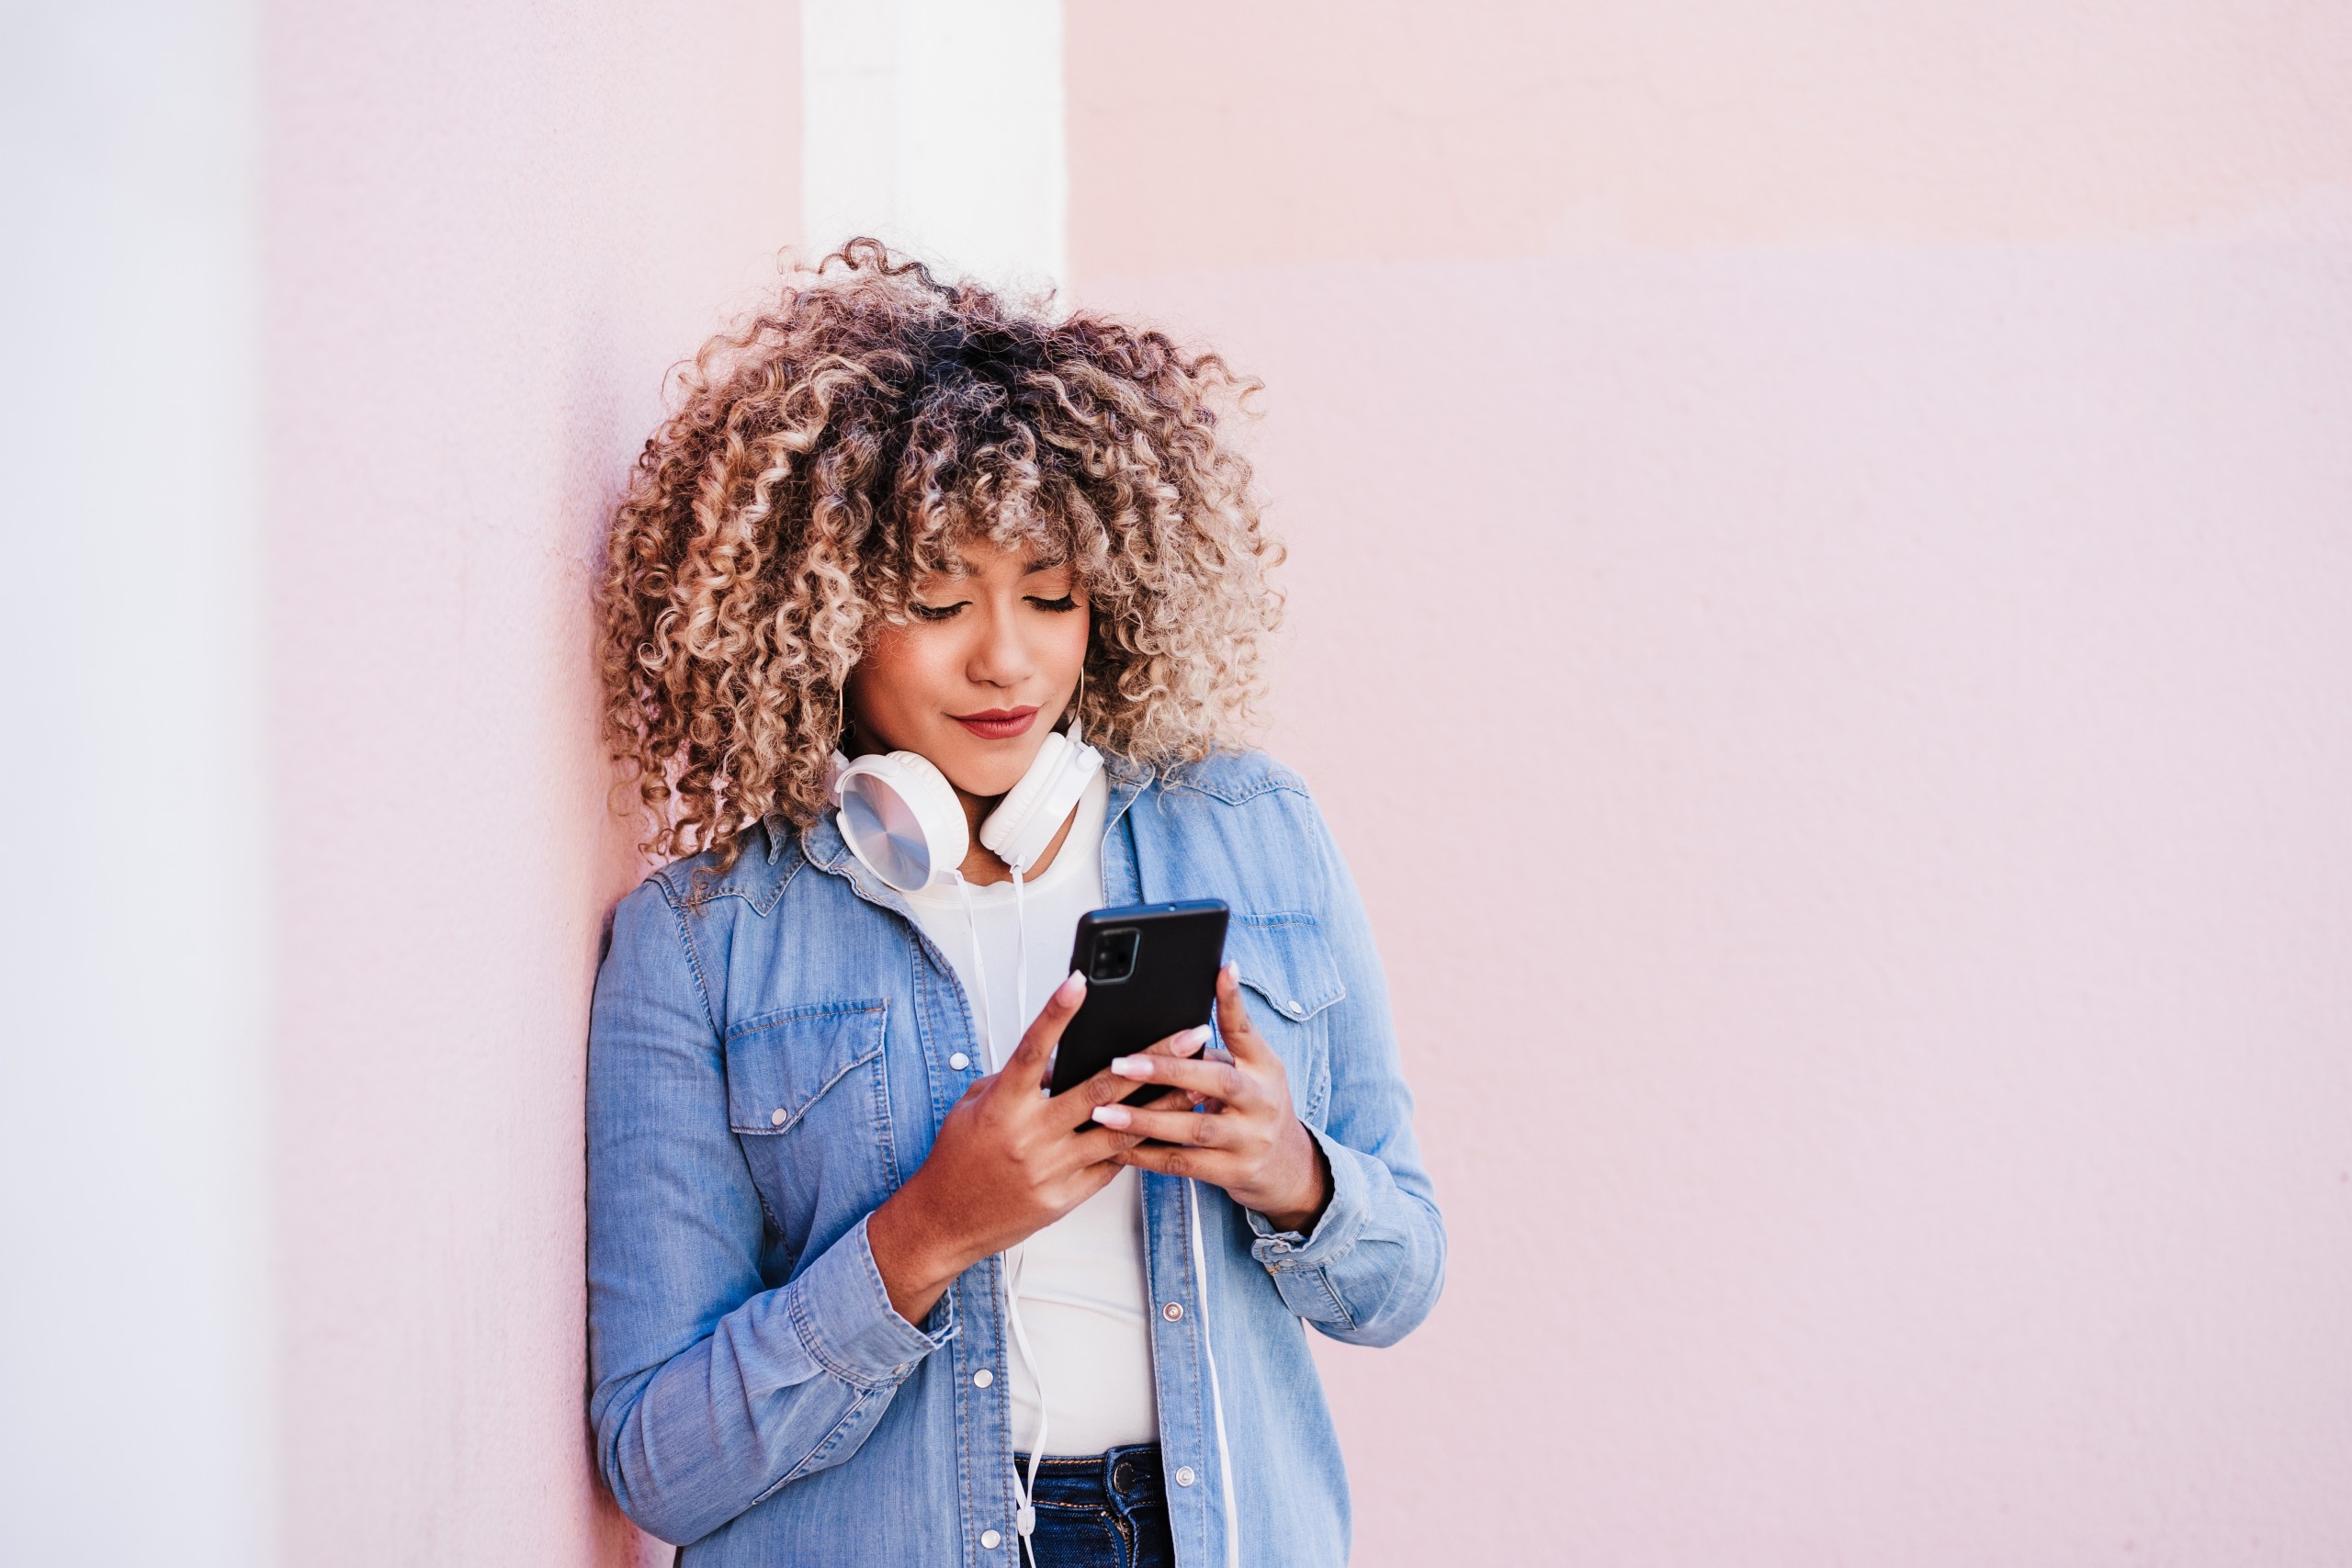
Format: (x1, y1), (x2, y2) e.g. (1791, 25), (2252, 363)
(788, 1212), (957, 1388)
(1246, 1124), (1370, 1271)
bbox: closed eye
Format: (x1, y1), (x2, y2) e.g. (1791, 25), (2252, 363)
(1025, 594), (1079, 612)
(908, 600), (968, 622)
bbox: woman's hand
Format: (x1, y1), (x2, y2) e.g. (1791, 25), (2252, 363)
(866, 971), (1204, 1325)
(1093, 964), (1332, 1235)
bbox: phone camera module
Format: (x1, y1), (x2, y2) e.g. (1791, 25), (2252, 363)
(1090, 928), (1140, 983)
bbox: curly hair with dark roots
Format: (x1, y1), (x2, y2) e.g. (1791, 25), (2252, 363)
(596, 239), (1284, 869)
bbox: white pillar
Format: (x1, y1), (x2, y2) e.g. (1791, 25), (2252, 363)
(0, 4), (274, 1563)
(802, 0), (1068, 297)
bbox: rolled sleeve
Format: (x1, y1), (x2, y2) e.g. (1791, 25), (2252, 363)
(789, 1212), (957, 1387)
(1244, 1127), (1400, 1328)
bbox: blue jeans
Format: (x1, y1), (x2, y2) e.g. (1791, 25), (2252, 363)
(1013, 1445), (1176, 1568)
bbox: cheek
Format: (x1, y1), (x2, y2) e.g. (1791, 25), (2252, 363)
(856, 626), (959, 729)
(1046, 610), (1091, 674)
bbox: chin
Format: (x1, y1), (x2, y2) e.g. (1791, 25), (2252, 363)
(930, 739), (1038, 799)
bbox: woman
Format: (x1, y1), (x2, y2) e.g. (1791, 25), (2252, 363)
(587, 241), (1443, 1568)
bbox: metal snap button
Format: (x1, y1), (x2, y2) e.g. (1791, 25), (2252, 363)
(980, 1529), (1001, 1549)
(1174, 1466), (1196, 1487)
(1161, 1301), (1183, 1321)
(949, 1052), (970, 1070)
(769, 1108), (786, 1126)
(972, 1368), (993, 1388)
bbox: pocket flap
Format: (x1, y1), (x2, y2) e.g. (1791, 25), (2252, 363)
(725, 999), (888, 1135)
(1221, 914), (1346, 1024)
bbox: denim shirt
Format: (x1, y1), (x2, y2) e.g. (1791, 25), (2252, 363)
(586, 750), (1446, 1567)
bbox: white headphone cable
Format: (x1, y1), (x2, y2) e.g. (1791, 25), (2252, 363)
(1187, 1176), (1242, 1568)
(948, 871), (994, 1066)
(1003, 1248), (1049, 1564)
(1011, 859), (1030, 1068)
(959, 861), (1052, 1562)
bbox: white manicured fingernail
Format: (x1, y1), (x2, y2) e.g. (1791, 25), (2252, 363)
(1057, 971), (1086, 1002)
(1110, 1056), (1152, 1079)
(1091, 1104), (1133, 1128)
(1176, 1026), (1212, 1055)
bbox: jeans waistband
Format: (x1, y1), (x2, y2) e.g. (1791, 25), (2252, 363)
(1012, 1443), (1163, 1508)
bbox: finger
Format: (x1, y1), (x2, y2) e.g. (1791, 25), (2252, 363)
(1066, 1122), (1148, 1165)
(1001, 971), (1086, 1092)
(1057, 1026), (1214, 1117)
(1057, 1152), (1133, 1204)
(1104, 1050), (1249, 1105)
(1147, 1023), (1215, 1058)
(1142, 1025), (1216, 1097)
(1214, 963), (1278, 1068)
(1114, 1141), (1238, 1183)
(1089, 1101), (1237, 1146)
(1052, 1075), (1193, 1130)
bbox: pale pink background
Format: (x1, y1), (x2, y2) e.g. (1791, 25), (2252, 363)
(260, 2), (796, 1561)
(243, 2), (2352, 1563)
(1068, 4), (2352, 1565)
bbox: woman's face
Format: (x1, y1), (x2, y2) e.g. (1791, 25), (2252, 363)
(848, 537), (1090, 803)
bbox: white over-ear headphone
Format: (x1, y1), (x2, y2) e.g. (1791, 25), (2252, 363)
(831, 716), (1104, 893)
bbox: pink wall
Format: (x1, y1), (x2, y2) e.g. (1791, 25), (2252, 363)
(261, 4), (797, 1561)
(1069, 4), (2352, 1563)
(202, 4), (2352, 1559)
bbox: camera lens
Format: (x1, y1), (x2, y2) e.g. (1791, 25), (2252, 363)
(1091, 928), (1139, 983)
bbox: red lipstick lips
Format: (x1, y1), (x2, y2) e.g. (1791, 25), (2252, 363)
(951, 705), (1039, 740)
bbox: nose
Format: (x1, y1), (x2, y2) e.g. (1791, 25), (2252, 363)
(966, 597), (1035, 690)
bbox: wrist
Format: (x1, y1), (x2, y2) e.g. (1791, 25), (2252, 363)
(869, 1181), (971, 1323)
(1255, 1122), (1333, 1235)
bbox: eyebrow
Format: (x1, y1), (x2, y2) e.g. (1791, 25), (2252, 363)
(927, 549), (1069, 581)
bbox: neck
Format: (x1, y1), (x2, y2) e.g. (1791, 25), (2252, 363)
(953, 786), (1080, 888)
(953, 783), (999, 847)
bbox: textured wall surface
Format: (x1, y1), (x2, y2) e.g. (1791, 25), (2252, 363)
(15, 4), (2350, 1562)
(262, 3), (797, 1561)
(1069, 4), (2352, 1563)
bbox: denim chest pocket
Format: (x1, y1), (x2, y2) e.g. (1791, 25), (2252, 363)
(1221, 914), (1345, 1129)
(725, 999), (898, 1229)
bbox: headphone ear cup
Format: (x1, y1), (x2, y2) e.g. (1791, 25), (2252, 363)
(835, 750), (970, 891)
(980, 732), (1067, 864)
(980, 733), (1103, 872)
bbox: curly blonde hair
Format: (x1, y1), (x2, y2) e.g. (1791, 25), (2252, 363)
(596, 239), (1283, 868)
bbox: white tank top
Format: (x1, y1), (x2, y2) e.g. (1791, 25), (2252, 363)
(900, 771), (1159, 1456)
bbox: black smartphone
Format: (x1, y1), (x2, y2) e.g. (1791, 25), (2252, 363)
(1047, 898), (1230, 1100)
